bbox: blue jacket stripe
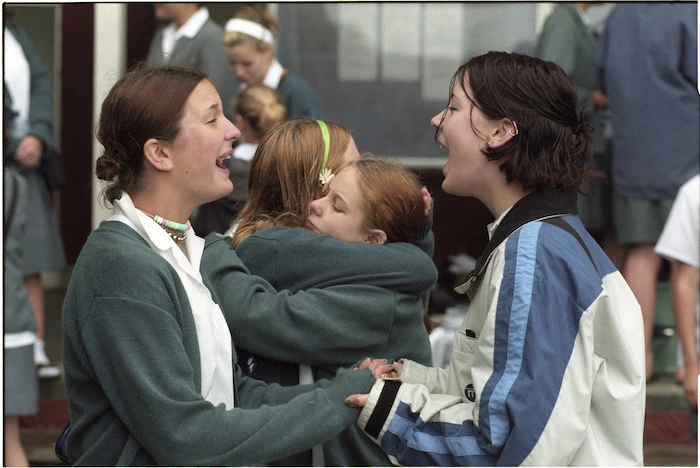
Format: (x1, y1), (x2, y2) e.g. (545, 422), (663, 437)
(487, 223), (541, 448)
(382, 402), (497, 465)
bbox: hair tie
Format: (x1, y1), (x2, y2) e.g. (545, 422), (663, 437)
(317, 120), (334, 186)
(572, 120), (584, 134)
(225, 18), (274, 44)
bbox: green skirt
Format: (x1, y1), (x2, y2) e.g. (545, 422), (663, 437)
(613, 194), (674, 244)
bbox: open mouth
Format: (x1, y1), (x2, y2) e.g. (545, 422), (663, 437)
(216, 153), (232, 168)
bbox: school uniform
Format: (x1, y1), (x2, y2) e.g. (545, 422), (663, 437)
(202, 226), (437, 466)
(62, 193), (376, 466)
(146, 7), (236, 121)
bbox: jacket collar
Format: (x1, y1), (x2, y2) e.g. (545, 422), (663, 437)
(456, 188), (578, 294)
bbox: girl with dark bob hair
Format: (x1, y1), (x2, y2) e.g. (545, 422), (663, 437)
(347, 51), (645, 466)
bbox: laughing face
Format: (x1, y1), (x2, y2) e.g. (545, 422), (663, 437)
(166, 79), (240, 206)
(430, 76), (502, 200)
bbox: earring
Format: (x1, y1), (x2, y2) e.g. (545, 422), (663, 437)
(508, 121), (519, 136)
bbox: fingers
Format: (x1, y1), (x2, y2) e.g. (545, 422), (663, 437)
(356, 358), (372, 370)
(367, 359), (393, 378)
(344, 393), (369, 408)
(391, 360), (404, 377)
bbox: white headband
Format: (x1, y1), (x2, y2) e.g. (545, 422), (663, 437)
(225, 18), (274, 45)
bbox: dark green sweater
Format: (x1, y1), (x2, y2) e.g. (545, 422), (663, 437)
(202, 227), (437, 466)
(62, 221), (375, 466)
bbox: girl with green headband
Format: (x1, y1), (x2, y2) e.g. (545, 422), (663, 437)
(201, 118), (436, 466)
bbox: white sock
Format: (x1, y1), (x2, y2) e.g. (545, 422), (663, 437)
(34, 339), (50, 366)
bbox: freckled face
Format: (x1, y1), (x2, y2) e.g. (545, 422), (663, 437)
(226, 41), (273, 85)
(430, 78), (499, 199)
(306, 166), (372, 243)
(166, 80), (241, 206)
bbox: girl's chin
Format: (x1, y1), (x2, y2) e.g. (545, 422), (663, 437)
(211, 181), (234, 201)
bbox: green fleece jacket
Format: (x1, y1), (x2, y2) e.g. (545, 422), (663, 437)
(62, 221), (375, 466)
(201, 227), (437, 466)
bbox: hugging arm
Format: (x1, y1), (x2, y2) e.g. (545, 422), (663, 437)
(217, 229), (437, 294)
(204, 247), (413, 366)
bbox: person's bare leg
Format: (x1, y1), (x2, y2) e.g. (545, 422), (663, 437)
(623, 243), (662, 381)
(24, 273), (45, 341)
(5, 416), (30, 467)
(603, 228), (627, 273)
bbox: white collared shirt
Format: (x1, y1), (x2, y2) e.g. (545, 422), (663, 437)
(238, 59), (285, 92)
(575, 4), (594, 30)
(4, 28), (31, 140)
(486, 206), (512, 240)
(110, 193), (234, 409)
(161, 7), (210, 62)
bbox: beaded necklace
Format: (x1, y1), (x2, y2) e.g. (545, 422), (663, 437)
(145, 212), (191, 242)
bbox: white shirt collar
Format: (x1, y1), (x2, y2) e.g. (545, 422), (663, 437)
(176, 6), (209, 39)
(109, 192), (233, 409)
(262, 59), (285, 89)
(161, 7), (210, 58)
(486, 206), (513, 240)
(575, 4), (594, 29)
(110, 193), (204, 274)
(239, 59), (285, 92)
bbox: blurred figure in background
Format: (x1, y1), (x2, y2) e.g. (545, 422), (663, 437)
(536, 2), (623, 269)
(192, 84), (286, 235)
(4, 14), (66, 380)
(146, 3), (236, 121)
(224, 5), (324, 119)
(597, 3), (699, 381)
(4, 166), (39, 468)
(655, 174), (700, 440)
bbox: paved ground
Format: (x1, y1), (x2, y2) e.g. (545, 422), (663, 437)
(19, 271), (700, 466)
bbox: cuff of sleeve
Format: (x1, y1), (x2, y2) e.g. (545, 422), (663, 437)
(204, 232), (231, 247)
(357, 379), (402, 443)
(400, 359), (427, 384)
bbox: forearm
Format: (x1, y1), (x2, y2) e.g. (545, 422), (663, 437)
(357, 379), (495, 466)
(203, 236), (400, 366)
(671, 261), (699, 370)
(399, 359), (450, 393)
(236, 228), (437, 293)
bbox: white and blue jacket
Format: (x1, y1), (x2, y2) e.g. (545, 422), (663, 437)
(358, 189), (645, 466)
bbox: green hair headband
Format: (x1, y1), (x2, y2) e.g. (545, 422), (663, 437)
(316, 120), (334, 186)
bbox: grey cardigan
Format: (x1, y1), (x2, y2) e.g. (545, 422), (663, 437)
(146, 17), (236, 121)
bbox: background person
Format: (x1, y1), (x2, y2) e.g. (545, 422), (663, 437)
(655, 174), (700, 440)
(4, 16), (66, 380)
(224, 5), (324, 119)
(191, 84), (286, 235)
(146, 3), (236, 121)
(347, 51), (645, 466)
(596, 2), (699, 381)
(4, 166), (39, 468)
(61, 65), (380, 466)
(536, 2), (622, 268)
